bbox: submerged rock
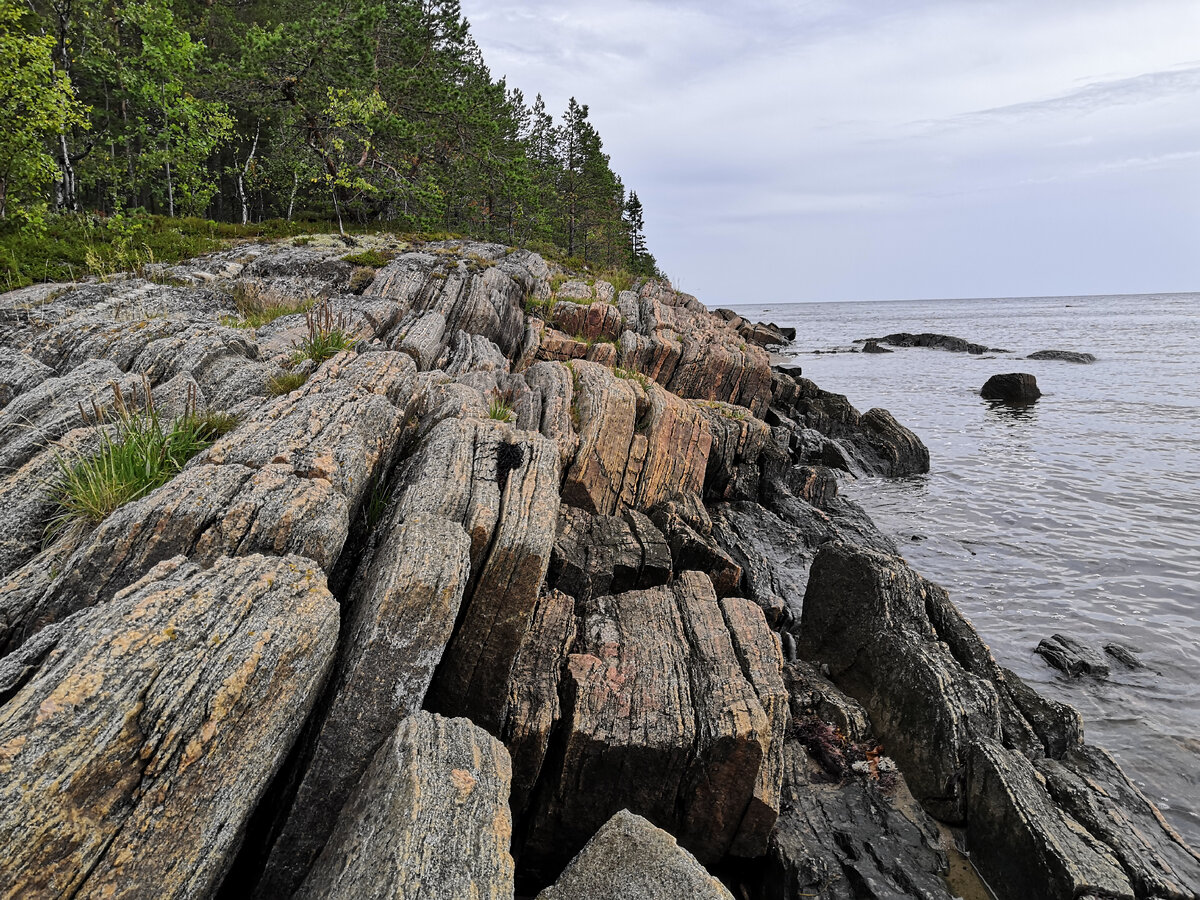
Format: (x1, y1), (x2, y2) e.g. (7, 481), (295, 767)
(1027, 349), (1096, 363)
(864, 332), (1008, 354)
(1036, 633), (1111, 678)
(982, 372), (1042, 404)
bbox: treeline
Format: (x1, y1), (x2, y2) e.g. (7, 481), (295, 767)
(0, 0), (657, 272)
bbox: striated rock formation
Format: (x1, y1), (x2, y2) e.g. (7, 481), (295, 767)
(0, 235), (1191, 900)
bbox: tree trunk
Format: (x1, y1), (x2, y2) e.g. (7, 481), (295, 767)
(237, 123), (260, 226)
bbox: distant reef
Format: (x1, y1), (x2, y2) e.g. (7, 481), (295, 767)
(1, 235), (1195, 899)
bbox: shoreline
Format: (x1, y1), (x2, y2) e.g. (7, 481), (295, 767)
(0, 235), (1196, 898)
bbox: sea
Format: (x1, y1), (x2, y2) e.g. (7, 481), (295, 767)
(734, 292), (1200, 845)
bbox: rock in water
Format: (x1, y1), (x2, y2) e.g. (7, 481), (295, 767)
(1035, 633), (1111, 678)
(860, 339), (892, 354)
(1027, 349), (1096, 363)
(293, 712), (514, 900)
(981, 372), (1042, 404)
(535, 810), (734, 900)
(0, 554), (339, 899)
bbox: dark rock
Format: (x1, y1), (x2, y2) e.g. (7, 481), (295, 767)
(293, 712), (514, 900)
(981, 372), (1042, 404)
(752, 739), (954, 900)
(860, 339), (892, 354)
(1104, 641), (1150, 670)
(548, 505), (672, 600)
(967, 739), (1133, 900)
(1027, 349), (1096, 363)
(867, 332), (1007, 354)
(798, 544), (1002, 822)
(1036, 633), (1111, 678)
(535, 810), (734, 900)
(1037, 744), (1200, 899)
(999, 667), (1083, 759)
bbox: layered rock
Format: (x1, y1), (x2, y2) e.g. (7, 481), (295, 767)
(0, 554), (339, 899)
(294, 712), (515, 900)
(535, 810), (735, 900)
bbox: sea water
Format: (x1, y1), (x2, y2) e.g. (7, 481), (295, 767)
(739, 292), (1200, 843)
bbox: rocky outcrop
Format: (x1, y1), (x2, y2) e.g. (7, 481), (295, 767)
(714, 309), (796, 348)
(536, 810), (734, 900)
(0, 554), (339, 899)
(0, 235), (1188, 900)
(294, 712), (515, 900)
(1027, 349), (1096, 363)
(981, 372), (1041, 404)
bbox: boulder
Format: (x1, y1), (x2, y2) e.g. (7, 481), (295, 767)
(866, 332), (1007, 354)
(981, 372), (1041, 404)
(1027, 349), (1096, 363)
(0, 347), (53, 410)
(293, 712), (515, 900)
(535, 810), (734, 900)
(0, 554), (339, 900)
(860, 339), (892, 354)
(1036, 633), (1110, 678)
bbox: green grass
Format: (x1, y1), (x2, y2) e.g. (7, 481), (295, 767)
(343, 248), (395, 268)
(487, 394), (515, 423)
(290, 301), (359, 365)
(614, 367), (651, 389)
(223, 281), (316, 329)
(523, 293), (557, 320)
(47, 406), (237, 538)
(267, 371), (310, 395)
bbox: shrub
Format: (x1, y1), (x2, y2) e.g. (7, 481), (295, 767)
(347, 266), (376, 293)
(342, 248), (395, 268)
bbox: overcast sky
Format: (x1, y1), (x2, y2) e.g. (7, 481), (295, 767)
(462, 0), (1200, 304)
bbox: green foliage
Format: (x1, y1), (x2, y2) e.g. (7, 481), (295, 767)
(523, 292), (556, 320)
(487, 393), (515, 422)
(614, 367), (651, 389)
(290, 300), (359, 364)
(48, 397), (236, 537)
(267, 370), (309, 395)
(343, 248), (395, 267)
(229, 281), (316, 328)
(0, 0), (88, 229)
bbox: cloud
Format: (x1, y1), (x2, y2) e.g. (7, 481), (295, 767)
(462, 0), (1200, 302)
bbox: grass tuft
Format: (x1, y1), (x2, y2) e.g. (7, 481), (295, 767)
(487, 393), (515, 423)
(267, 371), (309, 395)
(47, 395), (237, 538)
(290, 301), (360, 365)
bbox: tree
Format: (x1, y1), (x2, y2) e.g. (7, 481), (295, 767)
(0, 0), (87, 227)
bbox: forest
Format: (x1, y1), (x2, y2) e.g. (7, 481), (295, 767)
(0, 0), (657, 281)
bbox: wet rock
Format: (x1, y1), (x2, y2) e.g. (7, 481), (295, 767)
(999, 667), (1084, 760)
(772, 375), (929, 477)
(860, 339), (892, 354)
(1104, 641), (1151, 670)
(1036, 633), (1111, 678)
(252, 519), (472, 899)
(1037, 744), (1200, 899)
(753, 739), (953, 900)
(782, 660), (873, 745)
(967, 739), (1133, 900)
(293, 712), (514, 900)
(1027, 349), (1096, 363)
(0, 554), (339, 900)
(981, 372), (1042, 405)
(866, 332), (1007, 354)
(535, 810), (734, 900)
(798, 544), (1002, 822)
(0, 348), (53, 410)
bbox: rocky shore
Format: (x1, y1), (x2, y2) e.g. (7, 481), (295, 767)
(0, 236), (1196, 899)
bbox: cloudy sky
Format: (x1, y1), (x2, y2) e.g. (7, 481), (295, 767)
(462, 0), (1200, 304)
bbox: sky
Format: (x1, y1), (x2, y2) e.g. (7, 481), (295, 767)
(461, 0), (1200, 304)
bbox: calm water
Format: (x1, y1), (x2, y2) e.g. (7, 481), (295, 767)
(740, 293), (1200, 844)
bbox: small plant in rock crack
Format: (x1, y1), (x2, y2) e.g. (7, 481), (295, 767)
(267, 370), (309, 396)
(290, 301), (360, 365)
(487, 392), (515, 423)
(46, 382), (237, 541)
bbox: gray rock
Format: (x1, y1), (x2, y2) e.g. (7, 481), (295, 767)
(0, 554), (339, 900)
(253, 519), (472, 899)
(294, 712), (514, 900)
(1027, 349), (1096, 363)
(0, 347), (53, 410)
(535, 810), (734, 900)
